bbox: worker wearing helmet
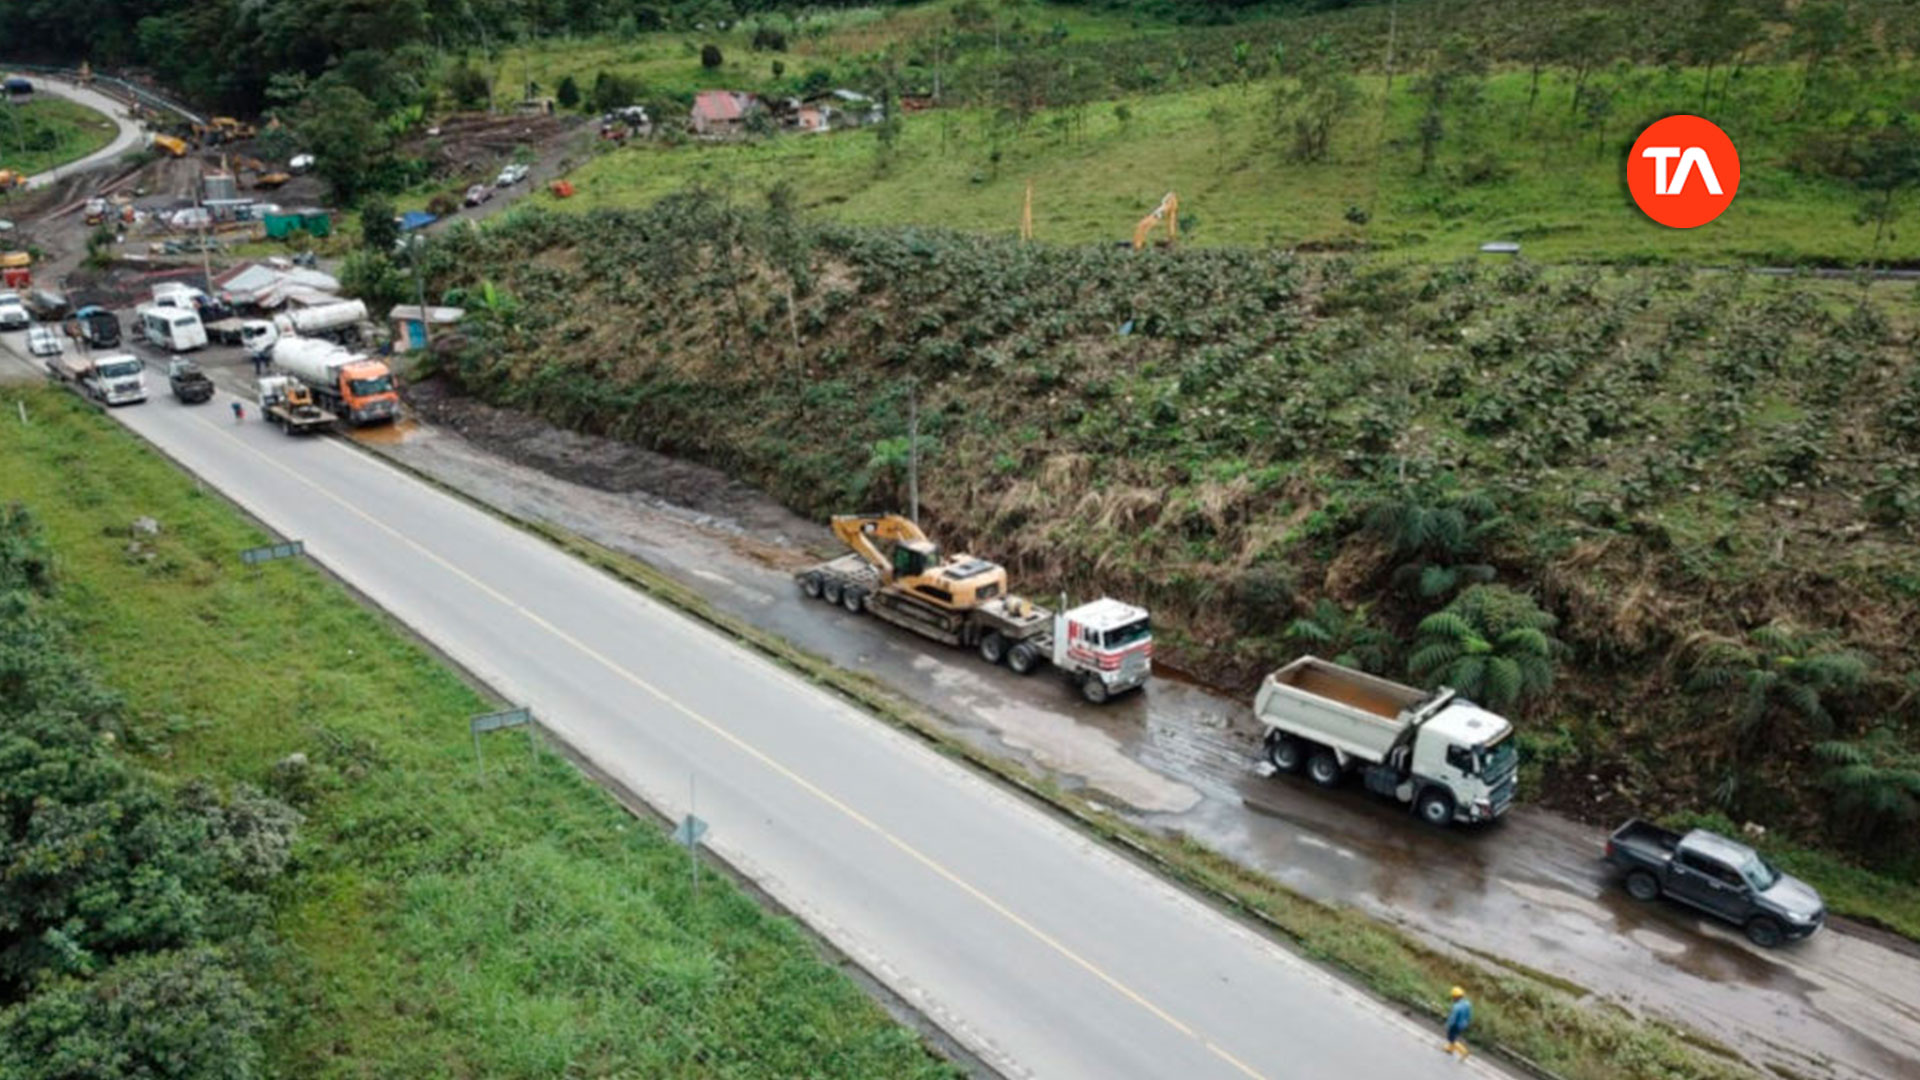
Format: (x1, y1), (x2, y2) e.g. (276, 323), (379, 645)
(1443, 986), (1473, 1061)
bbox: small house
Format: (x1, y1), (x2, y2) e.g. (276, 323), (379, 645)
(388, 304), (465, 353)
(690, 90), (759, 137)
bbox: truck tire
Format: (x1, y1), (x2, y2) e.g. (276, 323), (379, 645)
(1307, 748), (1344, 788)
(801, 573), (824, 599)
(1080, 674), (1110, 705)
(1415, 787), (1455, 828)
(841, 587), (865, 613)
(1007, 643), (1040, 675)
(823, 579), (845, 606)
(1266, 734), (1304, 773)
(978, 632), (1007, 665)
(1745, 916), (1785, 948)
(1624, 870), (1661, 902)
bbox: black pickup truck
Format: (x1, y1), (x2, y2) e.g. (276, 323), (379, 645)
(167, 360), (215, 404)
(1605, 820), (1825, 947)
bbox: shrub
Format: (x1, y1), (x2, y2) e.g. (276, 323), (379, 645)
(1409, 585), (1561, 713)
(701, 44), (724, 69)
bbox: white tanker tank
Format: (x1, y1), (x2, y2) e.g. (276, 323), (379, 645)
(269, 335), (400, 426)
(273, 299), (368, 340)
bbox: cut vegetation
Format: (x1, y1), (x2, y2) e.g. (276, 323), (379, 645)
(0, 387), (959, 1079)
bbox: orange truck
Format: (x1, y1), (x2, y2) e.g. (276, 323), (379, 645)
(267, 336), (400, 426)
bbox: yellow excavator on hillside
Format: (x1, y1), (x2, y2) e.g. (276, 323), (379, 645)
(828, 514), (1007, 612)
(1132, 191), (1179, 250)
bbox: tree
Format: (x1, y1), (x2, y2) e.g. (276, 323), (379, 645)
(1814, 730), (1920, 851)
(1408, 585), (1561, 713)
(556, 74), (580, 110)
(1682, 621), (1869, 752)
(701, 44), (724, 70)
(1849, 115), (1920, 260)
(1363, 485), (1502, 600)
(1790, 0), (1853, 105)
(1411, 35), (1485, 174)
(444, 63), (492, 110)
(1285, 599), (1396, 673)
(1682, 0), (1763, 110)
(294, 82), (390, 202)
(359, 195), (398, 255)
(1275, 35), (1361, 163)
(1549, 9), (1624, 118)
(589, 71), (644, 114)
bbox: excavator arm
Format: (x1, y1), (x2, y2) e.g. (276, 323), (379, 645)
(1132, 192), (1179, 251)
(831, 514), (933, 583)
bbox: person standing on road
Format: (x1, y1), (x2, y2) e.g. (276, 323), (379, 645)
(1442, 986), (1473, 1061)
(231, 399), (245, 423)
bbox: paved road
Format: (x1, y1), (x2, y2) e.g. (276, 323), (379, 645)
(0, 341), (1510, 1080)
(20, 76), (146, 189)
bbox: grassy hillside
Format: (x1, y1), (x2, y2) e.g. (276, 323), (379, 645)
(0, 387), (958, 1079)
(0, 96), (117, 177)
(420, 197), (1920, 888)
(468, 0), (1920, 265)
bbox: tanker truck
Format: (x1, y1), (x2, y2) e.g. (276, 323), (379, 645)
(273, 299), (368, 344)
(269, 336), (399, 425)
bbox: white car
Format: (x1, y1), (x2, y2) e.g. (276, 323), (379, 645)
(27, 325), (61, 357)
(288, 153), (315, 173)
(0, 302), (29, 331)
(495, 163), (529, 187)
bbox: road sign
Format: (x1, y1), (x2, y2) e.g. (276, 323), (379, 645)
(469, 706), (531, 733)
(239, 539), (304, 565)
(672, 814), (708, 848)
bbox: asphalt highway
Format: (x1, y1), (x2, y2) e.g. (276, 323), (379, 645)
(0, 346), (1512, 1080)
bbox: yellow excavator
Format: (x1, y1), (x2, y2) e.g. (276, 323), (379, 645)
(828, 514), (1007, 612)
(1132, 191), (1178, 250)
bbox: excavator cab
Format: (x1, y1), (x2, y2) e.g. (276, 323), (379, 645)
(891, 540), (940, 580)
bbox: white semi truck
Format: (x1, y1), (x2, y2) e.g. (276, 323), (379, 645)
(274, 299), (368, 343)
(1254, 656), (1517, 826)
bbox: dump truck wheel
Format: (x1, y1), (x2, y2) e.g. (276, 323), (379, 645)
(1307, 749), (1344, 788)
(979, 632), (1007, 665)
(1007, 643), (1040, 675)
(841, 587), (864, 613)
(1080, 674), (1110, 705)
(1415, 788), (1455, 828)
(801, 573), (824, 599)
(823, 579), (845, 605)
(1625, 871), (1661, 902)
(1266, 734), (1304, 773)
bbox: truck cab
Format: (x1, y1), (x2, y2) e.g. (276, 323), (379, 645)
(1383, 703), (1518, 825)
(85, 354), (148, 406)
(1052, 598), (1152, 703)
(335, 359), (399, 424)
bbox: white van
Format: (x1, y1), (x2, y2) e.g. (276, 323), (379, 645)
(140, 305), (208, 352)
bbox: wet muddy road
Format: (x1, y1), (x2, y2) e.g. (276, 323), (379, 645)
(352, 389), (1919, 1080)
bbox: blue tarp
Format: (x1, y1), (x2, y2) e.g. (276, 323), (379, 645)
(398, 211), (438, 232)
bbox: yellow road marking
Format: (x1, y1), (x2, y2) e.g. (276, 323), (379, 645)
(189, 412), (1270, 1080)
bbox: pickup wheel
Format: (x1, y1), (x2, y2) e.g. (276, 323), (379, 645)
(1745, 916), (1785, 948)
(823, 579), (845, 606)
(801, 572), (824, 599)
(1415, 788), (1455, 828)
(1266, 734), (1305, 773)
(1307, 748), (1344, 788)
(978, 632), (1007, 665)
(1624, 870), (1661, 902)
(841, 587), (865, 613)
(1080, 673), (1111, 705)
(1007, 643), (1040, 675)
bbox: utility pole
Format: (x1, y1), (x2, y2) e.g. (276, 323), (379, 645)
(907, 381), (920, 527)
(410, 236), (434, 355)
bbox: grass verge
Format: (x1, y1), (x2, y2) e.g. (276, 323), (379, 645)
(0, 385), (959, 1079)
(1, 96), (118, 177)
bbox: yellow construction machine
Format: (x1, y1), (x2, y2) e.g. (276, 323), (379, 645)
(795, 513), (1156, 703)
(1131, 191), (1178, 250)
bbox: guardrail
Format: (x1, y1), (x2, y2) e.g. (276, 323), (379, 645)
(3, 62), (204, 126)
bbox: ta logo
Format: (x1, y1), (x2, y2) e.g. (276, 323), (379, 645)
(1628, 115), (1740, 229)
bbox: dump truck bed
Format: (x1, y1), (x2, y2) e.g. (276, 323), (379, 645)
(1254, 656), (1440, 764)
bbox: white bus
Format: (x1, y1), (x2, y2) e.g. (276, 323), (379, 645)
(140, 305), (208, 352)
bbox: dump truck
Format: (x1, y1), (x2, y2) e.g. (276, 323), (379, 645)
(167, 359), (215, 404)
(151, 133), (188, 157)
(1605, 820), (1825, 946)
(795, 514), (1152, 703)
(49, 352), (147, 406)
(1253, 656), (1517, 826)
(273, 298), (367, 344)
(256, 374), (335, 435)
(268, 336), (398, 426)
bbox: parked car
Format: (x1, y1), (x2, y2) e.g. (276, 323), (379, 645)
(464, 184), (493, 207)
(28, 325), (62, 357)
(288, 153), (315, 173)
(495, 163), (530, 187)
(0, 300), (28, 331)
(1605, 819), (1825, 946)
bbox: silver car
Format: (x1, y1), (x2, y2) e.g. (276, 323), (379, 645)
(28, 325), (62, 357)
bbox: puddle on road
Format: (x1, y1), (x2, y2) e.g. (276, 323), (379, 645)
(349, 418), (421, 444)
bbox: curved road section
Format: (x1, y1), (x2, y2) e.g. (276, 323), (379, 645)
(10, 371), (1512, 1080)
(21, 75), (147, 189)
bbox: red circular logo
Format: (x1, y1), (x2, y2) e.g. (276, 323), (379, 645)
(1627, 115), (1740, 229)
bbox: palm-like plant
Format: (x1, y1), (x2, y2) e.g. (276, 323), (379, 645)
(1284, 598), (1396, 673)
(1682, 622), (1868, 748)
(1814, 729), (1920, 849)
(1364, 486), (1504, 599)
(1408, 585), (1560, 712)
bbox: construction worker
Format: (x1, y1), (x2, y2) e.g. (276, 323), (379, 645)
(231, 399), (245, 423)
(1443, 986), (1473, 1061)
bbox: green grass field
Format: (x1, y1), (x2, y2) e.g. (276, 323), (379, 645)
(0, 96), (118, 178)
(0, 386), (957, 1080)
